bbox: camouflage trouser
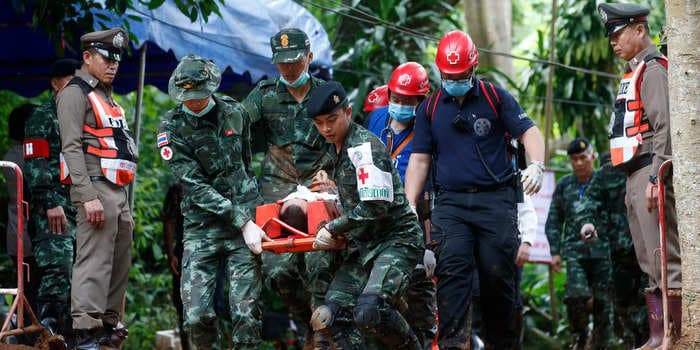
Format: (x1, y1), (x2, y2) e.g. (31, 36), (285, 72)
(612, 249), (649, 346)
(324, 243), (421, 349)
(564, 258), (614, 348)
(262, 250), (339, 323)
(182, 234), (263, 349)
(32, 234), (74, 301)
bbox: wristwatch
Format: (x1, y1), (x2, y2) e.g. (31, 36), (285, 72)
(649, 175), (658, 184)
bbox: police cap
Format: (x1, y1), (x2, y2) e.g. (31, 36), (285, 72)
(168, 54), (222, 102)
(49, 58), (80, 79)
(306, 81), (348, 118)
(81, 28), (128, 61)
(270, 28), (310, 64)
(598, 3), (650, 36)
(567, 137), (591, 155)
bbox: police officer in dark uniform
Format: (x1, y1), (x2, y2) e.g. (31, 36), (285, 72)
(404, 30), (545, 349)
(598, 3), (680, 346)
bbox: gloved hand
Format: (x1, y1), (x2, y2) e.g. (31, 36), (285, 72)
(521, 161), (545, 195)
(423, 250), (436, 278)
(410, 204), (417, 216)
(313, 227), (340, 250)
(242, 220), (271, 254)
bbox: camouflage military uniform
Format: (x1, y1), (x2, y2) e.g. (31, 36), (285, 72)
(319, 122), (423, 349)
(243, 76), (336, 318)
(23, 100), (77, 337)
(159, 56), (264, 349)
(545, 171), (614, 348)
(597, 159), (648, 346)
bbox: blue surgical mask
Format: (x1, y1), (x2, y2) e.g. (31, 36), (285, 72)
(280, 70), (310, 88)
(442, 78), (473, 97)
(182, 98), (216, 117)
(388, 102), (416, 122)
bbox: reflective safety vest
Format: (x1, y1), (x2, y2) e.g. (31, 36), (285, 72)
(609, 53), (667, 166)
(60, 78), (138, 186)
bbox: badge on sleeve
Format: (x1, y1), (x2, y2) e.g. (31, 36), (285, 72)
(23, 138), (50, 159)
(160, 146), (173, 160)
(348, 142), (394, 202)
(157, 132), (169, 147)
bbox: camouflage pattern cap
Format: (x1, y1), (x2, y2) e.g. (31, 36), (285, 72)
(270, 28), (310, 64)
(597, 3), (650, 36)
(567, 137), (591, 155)
(81, 28), (128, 61)
(306, 80), (348, 118)
(168, 54), (222, 102)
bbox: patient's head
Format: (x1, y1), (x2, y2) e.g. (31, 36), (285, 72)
(280, 199), (308, 234)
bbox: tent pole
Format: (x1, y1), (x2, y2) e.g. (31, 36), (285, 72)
(129, 43), (147, 214)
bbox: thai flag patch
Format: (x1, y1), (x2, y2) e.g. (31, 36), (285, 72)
(157, 132), (169, 147)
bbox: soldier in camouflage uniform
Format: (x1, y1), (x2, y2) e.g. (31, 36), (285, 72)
(242, 28), (335, 335)
(545, 138), (614, 349)
(23, 58), (80, 345)
(158, 54), (268, 349)
(307, 81), (423, 349)
(597, 153), (648, 347)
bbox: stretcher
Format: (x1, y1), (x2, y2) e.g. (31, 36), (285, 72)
(257, 199), (346, 253)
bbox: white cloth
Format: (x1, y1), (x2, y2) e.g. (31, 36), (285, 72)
(517, 194), (538, 245)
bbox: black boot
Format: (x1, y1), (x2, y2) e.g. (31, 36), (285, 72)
(74, 329), (100, 350)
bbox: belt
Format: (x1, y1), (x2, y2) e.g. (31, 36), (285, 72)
(623, 153), (652, 175)
(454, 183), (510, 193)
(90, 176), (109, 182)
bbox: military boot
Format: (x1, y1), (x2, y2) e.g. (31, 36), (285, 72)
(99, 322), (128, 349)
(667, 289), (682, 343)
(74, 329), (100, 350)
(634, 291), (663, 350)
(38, 302), (59, 335)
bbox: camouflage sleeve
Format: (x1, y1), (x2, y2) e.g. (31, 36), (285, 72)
(545, 180), (564, 256)
(578, 173), (607, 235)
(23, 105), (68, 211)
(241, 84), (263, 124)
(160, 120), (243, 228)
(328, 139), (395, 235)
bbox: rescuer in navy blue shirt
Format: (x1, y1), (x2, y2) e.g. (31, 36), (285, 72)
(405, 30), (545, 349)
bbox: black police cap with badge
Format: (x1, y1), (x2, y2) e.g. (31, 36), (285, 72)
(81, 28), (128, 62)
(567, 137), (591, 155)
(306, 81), (348, 118)
(598, 2), (650, 36)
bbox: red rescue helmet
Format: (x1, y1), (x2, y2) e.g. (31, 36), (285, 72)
(435, 30), (479, 74)
(363, 85), (389, 112)
(388, 62), (430, 96)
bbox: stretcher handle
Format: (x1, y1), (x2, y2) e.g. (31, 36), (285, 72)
(261, 217), (311, 237)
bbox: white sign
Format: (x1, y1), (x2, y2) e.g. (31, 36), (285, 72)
(528, 170), (556, 264)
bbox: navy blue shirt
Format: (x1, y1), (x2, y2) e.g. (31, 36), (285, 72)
(366, 107), (413, 183)
(412, 80), (535, 190)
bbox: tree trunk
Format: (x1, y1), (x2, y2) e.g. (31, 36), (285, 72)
(665, 0), (700, 347)
(463, 0), (513, 77)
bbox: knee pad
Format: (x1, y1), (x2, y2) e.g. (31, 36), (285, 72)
(353, 293), (383, 329)
(311, 302), (341, 331)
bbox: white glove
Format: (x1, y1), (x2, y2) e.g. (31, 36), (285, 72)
(423, 250), (436, 278)
(313, 227), (339, 250)
(410, 204), (417, 216)
(521, 161), (545, 195)
(242, 220), (270, 254)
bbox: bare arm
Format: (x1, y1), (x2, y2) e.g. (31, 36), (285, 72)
(404, 153), (431, 206)
(518, 126), (545, 163)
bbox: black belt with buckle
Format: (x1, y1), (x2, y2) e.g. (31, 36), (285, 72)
(456, 183), (509, 193)
(90, 176), (109, 182)
(623, 153), (652, 175)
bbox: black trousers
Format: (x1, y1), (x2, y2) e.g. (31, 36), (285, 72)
(430, 187), (519, 349)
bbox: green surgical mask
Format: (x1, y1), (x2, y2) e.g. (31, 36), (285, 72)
(182, 98), (216, 117)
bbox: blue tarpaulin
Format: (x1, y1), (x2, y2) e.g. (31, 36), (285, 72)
(1, 0), (333, 97)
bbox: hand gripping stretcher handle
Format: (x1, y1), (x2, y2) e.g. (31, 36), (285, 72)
(260, 217), (346, 253)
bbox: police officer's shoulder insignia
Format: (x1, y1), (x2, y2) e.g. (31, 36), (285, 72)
(160, 146), (173, 161)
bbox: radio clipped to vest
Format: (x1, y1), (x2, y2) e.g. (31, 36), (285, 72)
(60, 78), (138, 186)
(609, 53), (667, 167)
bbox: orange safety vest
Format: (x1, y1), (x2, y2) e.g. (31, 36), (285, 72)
(60, 78), (138, 186)
(609, 53), (667, 166)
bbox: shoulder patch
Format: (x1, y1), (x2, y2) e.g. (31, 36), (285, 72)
(157, 132), (169, 147)
(160, 146), (173, 160)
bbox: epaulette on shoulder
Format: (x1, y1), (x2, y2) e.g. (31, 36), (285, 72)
(256, 78), (277, 90)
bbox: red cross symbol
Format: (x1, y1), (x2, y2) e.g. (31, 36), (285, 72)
(447, 51), (460, 65)
(161, 146), (173, 160)
(398, 74), (411, 86)
(358, 167), (369, 184)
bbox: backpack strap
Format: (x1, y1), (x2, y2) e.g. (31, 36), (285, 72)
(479, 80), (501, 119)
(424, 89), (443, 123)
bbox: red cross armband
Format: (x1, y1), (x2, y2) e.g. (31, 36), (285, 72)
(23, 138), (50, 159)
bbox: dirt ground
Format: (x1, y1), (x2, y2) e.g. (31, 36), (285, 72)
(0, 331), (65, 350)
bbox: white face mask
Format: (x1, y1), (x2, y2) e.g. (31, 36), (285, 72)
(183, 98), (216, 117)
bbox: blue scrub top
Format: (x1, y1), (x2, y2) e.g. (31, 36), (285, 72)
(366, 107), (414, 184)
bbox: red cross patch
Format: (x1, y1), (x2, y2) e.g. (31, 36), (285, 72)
(398, 73), (411, 86)
(358, 167), (369, 184)
(447, 50), (460, 65)
(160, 146), (173, 160)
